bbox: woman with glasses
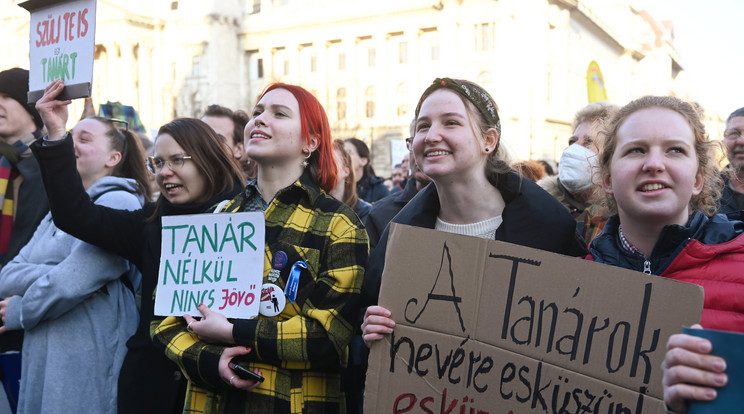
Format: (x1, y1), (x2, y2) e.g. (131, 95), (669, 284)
(152, 83), (368, 413)
(361, 78), (585, 347)
(0, 109), (150, 413)
(32, 79), (245, 414)
(718, 107), (744, 215)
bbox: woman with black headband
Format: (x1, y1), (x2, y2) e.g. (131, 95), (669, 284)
(361, 78), (586, 346)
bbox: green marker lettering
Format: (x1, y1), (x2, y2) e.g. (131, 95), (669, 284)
(162, 224), (188, 255)
(238, 222), (256, 251)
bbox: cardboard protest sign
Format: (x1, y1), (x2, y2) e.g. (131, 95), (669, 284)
(19, 0), (97, 102)
(365, 224), (704, 413)
(154, 212), (265, 319)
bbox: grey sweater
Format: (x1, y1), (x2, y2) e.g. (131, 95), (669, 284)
(0, 176), (143, 414)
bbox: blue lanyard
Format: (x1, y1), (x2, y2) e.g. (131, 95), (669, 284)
(284, 261), (306, 303)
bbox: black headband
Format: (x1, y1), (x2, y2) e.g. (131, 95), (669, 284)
(414, 78), (500, 130)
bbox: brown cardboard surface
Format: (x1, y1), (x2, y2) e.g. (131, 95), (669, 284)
(364, 224), (704, 413)
(367, 325), (667, 414)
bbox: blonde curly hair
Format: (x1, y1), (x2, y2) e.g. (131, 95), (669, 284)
(597, 95), (723, 216)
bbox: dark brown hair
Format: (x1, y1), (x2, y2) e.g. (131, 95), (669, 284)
(344, 137), (377, 181)
(203, 104), (250, 146)
(149, 118), (245, 218)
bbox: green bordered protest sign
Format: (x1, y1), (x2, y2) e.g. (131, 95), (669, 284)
(154, 212), (266, 319)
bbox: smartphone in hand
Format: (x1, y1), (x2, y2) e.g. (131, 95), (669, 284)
(228, 361), (264, 383)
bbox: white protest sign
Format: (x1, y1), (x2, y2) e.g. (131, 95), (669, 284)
(20, 0), (97, 102)
(154, 212), (265, 319)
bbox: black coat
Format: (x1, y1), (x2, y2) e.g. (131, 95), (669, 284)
(31, 136), (243, 414)
(3, 154), (49, 267)
(365, 176), (420, 250)
(0, 153), (50, 353)
(362, 171), (587, 307)
(356, 174), (389, 203)
(719, 177), (744, 216)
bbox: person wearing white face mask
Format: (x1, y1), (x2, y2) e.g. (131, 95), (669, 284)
(559, 142), (598, 194)
(538, 101), (618, 244)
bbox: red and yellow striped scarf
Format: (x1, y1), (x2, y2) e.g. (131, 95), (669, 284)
(0, 140), (28, 262)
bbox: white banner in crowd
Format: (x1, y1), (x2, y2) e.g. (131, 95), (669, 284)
(154, 212), (266, 319)
(20, 0), (97, 102)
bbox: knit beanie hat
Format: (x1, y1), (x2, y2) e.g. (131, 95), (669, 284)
(0, 68), (43, 129)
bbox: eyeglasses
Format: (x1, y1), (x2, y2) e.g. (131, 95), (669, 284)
(724, 129), (742, 141)
(146, 154), (192, 174)
(105, 118), (129, 132)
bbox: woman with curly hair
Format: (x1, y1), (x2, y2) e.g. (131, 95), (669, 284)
(585, 95), (744, 413)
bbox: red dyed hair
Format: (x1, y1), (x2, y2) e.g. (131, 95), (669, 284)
(259, 83), (337, 192)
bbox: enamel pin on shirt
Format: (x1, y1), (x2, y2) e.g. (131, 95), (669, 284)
(268, 250), (288, 283)
(284, 261), (306, 304)
(259, 283), (286, 317)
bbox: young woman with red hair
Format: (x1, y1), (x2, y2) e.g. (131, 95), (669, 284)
(152, 83), (369, 413)
(32, 80), (246, 414)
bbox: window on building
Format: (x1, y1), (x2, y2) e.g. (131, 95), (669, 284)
(368, 48), (376, 67)
(476, 22), (495, 52)
(338, 52), (346, 70)
(310, 54), (317, 72)
(252, 0), (261, 13)
(365, 86), (376, 118)
(396, 83), (408, 116)
(476, 71), (493, 90)
(170, 1), (178, 10)
(283, 59), (290, 76)
(430, 37), (440, 61)
(337, 88), (347, 121)
(257, 58), (264, 78)
(191, 55), (201, 77)
(398, 41), (408, 64)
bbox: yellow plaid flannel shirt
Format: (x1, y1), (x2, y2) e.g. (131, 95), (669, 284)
(152, 174), (368, 413)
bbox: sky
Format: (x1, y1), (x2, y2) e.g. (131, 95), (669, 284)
(642, 0), (744, 117)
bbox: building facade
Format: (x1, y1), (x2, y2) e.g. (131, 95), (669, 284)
(1, 0), (698, 174)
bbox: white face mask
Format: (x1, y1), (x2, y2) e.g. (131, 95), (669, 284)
(558, 144), (598, 193)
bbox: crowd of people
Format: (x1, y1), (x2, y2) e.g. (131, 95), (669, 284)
(0, 66), (741, 414)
